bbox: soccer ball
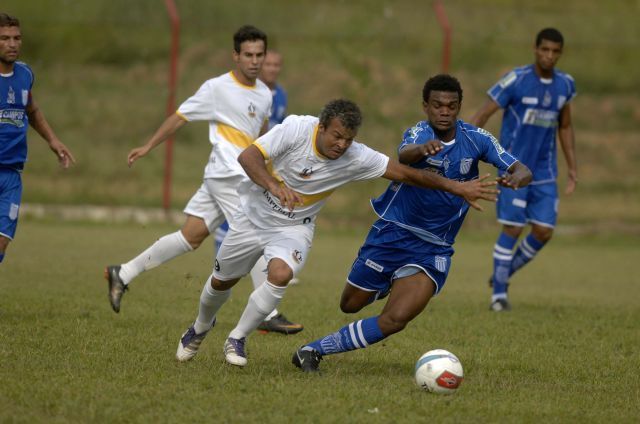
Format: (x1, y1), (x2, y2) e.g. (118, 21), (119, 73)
(415, 349), (464, 394)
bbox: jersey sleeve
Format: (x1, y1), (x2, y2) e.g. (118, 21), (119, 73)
(177, 80), (216, 121)
(398, 122), (432, 153)
(565, 74), (577, 103)
(351, 143), (390, 181)
(487, 70), (518, 109)
(476, 127), (517, 172)
(253, 115), (298, 160)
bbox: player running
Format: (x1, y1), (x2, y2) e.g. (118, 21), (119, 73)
(470, 28), (577, 311)
(104, 25), (302, 334)
(292, 75), (531, 372)
(174, 96), (502, 367)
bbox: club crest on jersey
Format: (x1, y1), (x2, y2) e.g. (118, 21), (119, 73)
(292, 250), (303, 264)
(7, 86), (15, 104)
(459, 158), (473, 175)
(299, 167), (314, 179)
(248, 102), (256, 118)
(21, 90), (29, 106)
(435, 256), (447, 273)
(443, 156), (450, 172)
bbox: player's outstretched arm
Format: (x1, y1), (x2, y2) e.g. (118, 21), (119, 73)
(26, 96), (75, 169)
(238, 145), (302, 211)
(469, 98), (500, 128)
(398, 140), (443, 164)
(497, 161), (532, 189)
(558, 103), (578, 195)
(127, 113), (187, 167)
(383, 161), (498, 211)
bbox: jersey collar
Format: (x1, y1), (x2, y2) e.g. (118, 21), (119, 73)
(312, 124), (329, 159)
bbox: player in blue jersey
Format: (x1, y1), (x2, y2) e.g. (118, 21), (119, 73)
(469, 28), (577, 312)
(292, 75), (531, 372)
(0, 13), (75, 264)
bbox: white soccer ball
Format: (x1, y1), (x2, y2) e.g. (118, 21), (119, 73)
(415, 349), (464, 394)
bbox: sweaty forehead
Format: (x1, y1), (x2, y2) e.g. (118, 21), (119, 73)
(428, 91), (460, 104)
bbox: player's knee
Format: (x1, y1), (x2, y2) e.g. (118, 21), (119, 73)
(503, 225), (523, 238)
(267, 267), (293, 286)
(532, 227), (553, 243)
(377, 313), (409, 335)
(340, 299), (364, 314)
(0, 236), (9, 253)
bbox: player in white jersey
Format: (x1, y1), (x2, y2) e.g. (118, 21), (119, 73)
(174, 99), (500, 367)
(103, 25), (302, 334)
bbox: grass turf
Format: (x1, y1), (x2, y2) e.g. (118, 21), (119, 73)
(1, 219), (638, 422)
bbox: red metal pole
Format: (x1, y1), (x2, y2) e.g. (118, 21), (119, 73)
(433, 0), (452, 74)
(163, 0), (180, 211)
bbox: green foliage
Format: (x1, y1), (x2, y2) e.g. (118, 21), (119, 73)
(1, 221), (639, 422)
(2, 0), (639, 226)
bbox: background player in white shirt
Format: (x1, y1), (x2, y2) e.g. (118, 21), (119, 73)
(174, 99), (500, 367)
(104, 25), (302, 333)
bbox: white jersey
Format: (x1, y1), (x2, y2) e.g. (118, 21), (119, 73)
(177, 71), (272, 179)
(238, 115), (390, 228)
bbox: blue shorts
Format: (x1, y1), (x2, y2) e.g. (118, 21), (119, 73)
(0, 168), (22, 240)
(497, 182), (558, 228)
(347, 220), (453, 298)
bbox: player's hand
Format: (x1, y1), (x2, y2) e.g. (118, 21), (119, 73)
(565, 170), (577, 195)
(128, 145), (151, 167)
(422, 140), (443, 156)
(50, 139), (76, 169)
(496, 173), (522, 189)
(459, 174), (498, 211)
(271, 183), (303, 211)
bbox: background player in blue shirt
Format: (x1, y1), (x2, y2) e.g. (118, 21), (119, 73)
(470, 28), (577, 312)
(0, 13), (75, 264)
(292, 74), (531, 372)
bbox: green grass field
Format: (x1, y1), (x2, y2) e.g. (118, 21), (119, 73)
(1, 220), (639, 422)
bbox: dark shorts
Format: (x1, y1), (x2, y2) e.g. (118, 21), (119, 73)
(347, 220), (453, 298)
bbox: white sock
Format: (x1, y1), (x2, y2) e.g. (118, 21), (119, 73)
(194, 277), (231, 334)
(119, 230), (193, 285)
(229, 281), (286, 339)
(249, 256), (279, 320)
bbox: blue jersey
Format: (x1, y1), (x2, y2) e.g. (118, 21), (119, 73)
(0, 62), (34, 170)
(268, 84), (287, 130)
(371, 120), (518, 247)
(488, 64), (576, 184)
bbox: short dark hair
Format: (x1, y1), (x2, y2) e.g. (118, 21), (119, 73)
(536, 28), (564, 47)
(319, 99), (362, 131)
(422, 74), (463, 104)
(233, 25), (267, 53)
(0, 13), (20, 28)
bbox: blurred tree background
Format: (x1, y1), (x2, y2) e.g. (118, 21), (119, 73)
(3, 0), (639, 231)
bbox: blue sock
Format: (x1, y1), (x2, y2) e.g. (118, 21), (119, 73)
(0, 253), (4, 263)
(305, 316), (385, 356)
(510, 233), (545, 277)
(214, 221), (229, 252)
(492, 232), (518, 300)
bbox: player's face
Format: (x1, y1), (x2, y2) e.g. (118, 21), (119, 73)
(259, 52), (282, 86)
(423, 91), (460, 134)
(317, 117), (357, 160)
(534, 39), (563, 73)
(0, 26), (21, 66)
(233, 40), (266, 84)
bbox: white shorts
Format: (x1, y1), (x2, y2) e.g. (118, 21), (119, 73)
(183, 175), (245, 233)
(213, 212), (314, 280)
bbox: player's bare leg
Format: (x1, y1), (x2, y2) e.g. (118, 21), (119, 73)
(0, 235), (10, 263)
